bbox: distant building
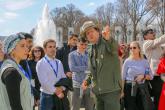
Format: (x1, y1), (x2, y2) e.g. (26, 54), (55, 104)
(114, 23), (162, 44)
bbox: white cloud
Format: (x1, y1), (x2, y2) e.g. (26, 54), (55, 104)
(2, 0), (35, 11)
(87, 2), (96, 7)
(4, 12), (19, 19)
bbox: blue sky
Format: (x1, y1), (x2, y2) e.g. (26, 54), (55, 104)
(0, 0), (114, 36)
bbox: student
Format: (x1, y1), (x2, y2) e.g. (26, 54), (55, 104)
(56, 34), (78, 109)
(28, 46), (45, 108)
(0, 34), (33, 110)
(69, 37), (94, 110)
(56, 34), (78, 78)
(19, 32), (33, 74)
(36, 39), (67, 110)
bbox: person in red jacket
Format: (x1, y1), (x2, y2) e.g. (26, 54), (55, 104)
(156, 51), (165, 110)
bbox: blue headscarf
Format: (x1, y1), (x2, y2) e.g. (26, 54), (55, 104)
(3, 33), (25, 54)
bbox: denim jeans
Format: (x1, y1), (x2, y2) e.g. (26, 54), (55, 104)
(40, 92), (54, 110)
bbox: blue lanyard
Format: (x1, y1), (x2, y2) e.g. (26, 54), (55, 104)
(26, 60), (32, 79)
(18, 64), (31, 81)
(44, 57), (58, 77)
(18, 63), (35, 94)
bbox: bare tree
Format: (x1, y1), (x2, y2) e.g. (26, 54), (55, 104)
(105, 3), (114, 25)
(93, 2), (114, 29)
(126, 0), (152, 40)
(115, 0), (130, 43)
(150, 0), (165, 34)
(50, 4), (88, 41)
(143, 13), (156, 28)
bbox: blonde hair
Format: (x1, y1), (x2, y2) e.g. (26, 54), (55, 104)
(129, 41), (144, 59)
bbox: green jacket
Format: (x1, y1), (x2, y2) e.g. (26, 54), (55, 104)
(87, 37), (121, 95)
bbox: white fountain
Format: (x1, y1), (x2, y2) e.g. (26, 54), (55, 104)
(33, 4), (61, 47)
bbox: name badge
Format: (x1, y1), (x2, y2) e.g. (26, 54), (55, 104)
(100, 54), (104, 59)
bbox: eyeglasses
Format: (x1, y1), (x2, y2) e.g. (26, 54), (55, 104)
(34, 50), (41, 53)
(130, 47), (137, 50)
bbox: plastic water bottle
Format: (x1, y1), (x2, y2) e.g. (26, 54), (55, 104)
(145, 67), (152, 89)
(145, 68), (150, 75)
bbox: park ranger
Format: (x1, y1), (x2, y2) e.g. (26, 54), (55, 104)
(81, 21), (122, 110)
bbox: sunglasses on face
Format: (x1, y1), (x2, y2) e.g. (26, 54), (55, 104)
(34, 50), (41, 53)
(130, 47), (137, 50)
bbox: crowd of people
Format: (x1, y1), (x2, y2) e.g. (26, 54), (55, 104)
(0, 21), (165, 110)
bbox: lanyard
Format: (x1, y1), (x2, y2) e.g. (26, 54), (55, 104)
(26, 60), (32, 79)
(9, 58), (33, 94)
(18, 64), (33, 94)
(44, 57), (58, 77)
(18, 64), (31, 81)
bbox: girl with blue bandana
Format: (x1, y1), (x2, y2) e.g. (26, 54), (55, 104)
(0, 33), (33, 110)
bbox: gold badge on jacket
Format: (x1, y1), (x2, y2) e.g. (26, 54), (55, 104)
(100, 54), (104, 59)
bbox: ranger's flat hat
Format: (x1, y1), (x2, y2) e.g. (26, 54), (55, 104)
(80, 21), (99, 37)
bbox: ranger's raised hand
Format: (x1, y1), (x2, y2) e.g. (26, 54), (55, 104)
(102, 25), (111, 41)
